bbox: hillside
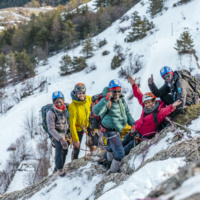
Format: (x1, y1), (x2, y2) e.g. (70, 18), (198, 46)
(0, 6), (54, 32)
(0, 0), (200, 198)
(0, 0), (69, 9)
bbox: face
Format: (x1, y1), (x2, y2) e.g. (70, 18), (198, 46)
(144, 99), (156, 110)
(76, 91), (86, 101)
(111, 90), (121, 100)
(54, 98), (64, 107)
(163, 74), (173, 83)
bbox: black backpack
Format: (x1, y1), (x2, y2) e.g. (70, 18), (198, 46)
(41, 103), (70, 136)
(177, 70), (200, 97)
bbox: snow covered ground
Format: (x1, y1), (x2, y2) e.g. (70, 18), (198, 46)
(1, 0), (200, 197)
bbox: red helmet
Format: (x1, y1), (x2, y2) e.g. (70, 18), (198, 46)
(142, 92), (156, 102)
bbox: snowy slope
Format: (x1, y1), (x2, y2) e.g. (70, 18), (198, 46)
(1, 0), (200, 196)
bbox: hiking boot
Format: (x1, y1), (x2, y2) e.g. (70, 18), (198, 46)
(103, 160), (112, 169)
(53, 167), (57, 173)
(57, 169), (66, 177)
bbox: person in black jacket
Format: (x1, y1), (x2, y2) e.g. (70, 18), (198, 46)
(148, 66), (199, 117)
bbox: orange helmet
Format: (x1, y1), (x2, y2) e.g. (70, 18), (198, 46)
(74, 83), (86, 93)
(142, 92), (156, 102)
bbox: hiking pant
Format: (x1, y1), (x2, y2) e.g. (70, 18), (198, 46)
(104, 131), (125, 161)
(72, 132), (83, 160)
(72, 128), (99, 160)
(122, 131), (142, 155)
(53, 140), (68, 170)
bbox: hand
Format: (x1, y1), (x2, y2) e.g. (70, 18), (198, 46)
(148, 74), (154, 85)
(172, 100), (182, 108)
(93, 129), (99, 135)
(74, 142), (80, 149)
(106, 92), (113, 101)
(128, 76), (137, 85)
(130, 125), (136, 133)
(60, 138), (68, 149)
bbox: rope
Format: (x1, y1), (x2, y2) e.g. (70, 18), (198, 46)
(140, 132), (160, 165)
(166, 117), (200, 133)
(165, 117), (188, 140)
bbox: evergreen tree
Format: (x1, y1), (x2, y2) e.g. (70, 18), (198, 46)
(148, 0), (164, 18)
(94, 0), (108, 8)
(59, 55), (73, 75)
(81, 35), (94, 58)
(125, 12), (155, 42)
(51, 15), (63, 52)
(7, 52), (17, 83)
(174, 31), (194, 54)
(177, 0), (192, 5)
(0, 53), (7, 87)
(72, 57), (87, 70)
(63, 20), (78, 49)
(14, 50), (35, 81)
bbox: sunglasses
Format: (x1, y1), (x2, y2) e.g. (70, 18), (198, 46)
(111, 90), (121, 94)
(163, 74), (171, 80)
(77, 91), (85, 95)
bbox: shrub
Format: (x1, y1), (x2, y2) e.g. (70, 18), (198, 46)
(102, 50), (110, 56)
(98, 38), (107, 48)
(111, 53), (125, 70)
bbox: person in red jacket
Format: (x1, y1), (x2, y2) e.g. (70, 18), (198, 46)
(122, 76), (182, 155)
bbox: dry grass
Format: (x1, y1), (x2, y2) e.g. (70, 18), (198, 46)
(0, 6), (55, 31)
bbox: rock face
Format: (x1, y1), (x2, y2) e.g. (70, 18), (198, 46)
(146, 161), (200, 200)
(1, 106), (200, 200)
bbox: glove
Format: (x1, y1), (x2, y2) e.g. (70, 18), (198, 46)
(130, 125), (136, 133)
(130, 125), (136, 137)
(148, 74), (154, 85)
(106, 92), (113, 101)
(93, 129), (99, 135)
(60, 138), (68, 149)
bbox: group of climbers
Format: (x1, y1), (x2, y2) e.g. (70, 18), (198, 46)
(43, 66), (199, 176)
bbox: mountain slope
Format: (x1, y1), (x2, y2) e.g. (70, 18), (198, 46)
(0, 0), (200, 197)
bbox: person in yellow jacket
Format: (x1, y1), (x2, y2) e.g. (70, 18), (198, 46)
(69, 83), (98, 160)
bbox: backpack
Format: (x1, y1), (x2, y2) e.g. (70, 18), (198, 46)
(90, 93), (104, 130)
(177, 70), (200, 97)
(41, 103), (69, 136)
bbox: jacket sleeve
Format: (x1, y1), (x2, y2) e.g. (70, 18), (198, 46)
(149, 82), (170, 97)
(157, 104), (176, 122)
(46, 111), (62, 141)
(132, 83), (144, 107)
(176, 79), (188, 108)
(68, 104), (79, 143)
(123, 98), (135, 126)
(93, 98), (109, 116)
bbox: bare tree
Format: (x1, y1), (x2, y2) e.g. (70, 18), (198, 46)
(24, 110), (38, 139)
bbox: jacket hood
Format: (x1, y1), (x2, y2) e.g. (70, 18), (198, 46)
(169, 71), (179, 86)
(71, 90), (80, 101)
(71, 90), (89, 104)
(102, 87), (109, 97)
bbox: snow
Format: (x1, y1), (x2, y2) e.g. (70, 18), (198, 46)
(26, 158), (185, 200)
(0, 0), (200, 196)
(98, 158), (186, 200)
(28, 163), (104, 200)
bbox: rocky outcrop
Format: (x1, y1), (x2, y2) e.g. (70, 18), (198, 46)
(146, 161), (200, 200)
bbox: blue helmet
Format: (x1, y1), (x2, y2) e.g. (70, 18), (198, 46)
(108, 79), (122, 89)
(160, 66), (173, 77)
(52, 91), (64, 101)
